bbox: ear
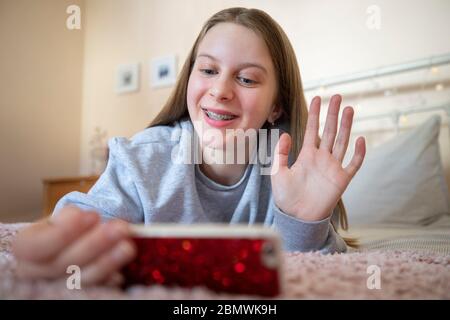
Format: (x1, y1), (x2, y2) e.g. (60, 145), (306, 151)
(267, 105), (283, 123)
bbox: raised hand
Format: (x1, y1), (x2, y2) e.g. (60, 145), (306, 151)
(271, 94), (366, 222)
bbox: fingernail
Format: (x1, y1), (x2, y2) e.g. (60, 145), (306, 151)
(82, 212), (98, 225)
(111, 241), (134, 262)
(51, 206), (78, 225)
(50, 213), (63, 225)
(107, 222), (128, 241)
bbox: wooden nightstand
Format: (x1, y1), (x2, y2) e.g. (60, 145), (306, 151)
(42, 176), (99, 216)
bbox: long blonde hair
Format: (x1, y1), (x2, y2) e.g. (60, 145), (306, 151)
(149, 7), (357, 247)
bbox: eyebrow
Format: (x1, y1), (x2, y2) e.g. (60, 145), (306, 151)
(196, 53), (267, 74)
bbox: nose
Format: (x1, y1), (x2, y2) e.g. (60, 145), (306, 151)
(209, 77), (234, 102)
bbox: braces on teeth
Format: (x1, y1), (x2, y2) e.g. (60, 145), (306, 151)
(205, 110), (236, 121)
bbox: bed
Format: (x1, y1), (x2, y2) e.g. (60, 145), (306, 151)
(0, 221), (449, 299)
(1, 112), (450, 299)
(2, 60), (450, 300)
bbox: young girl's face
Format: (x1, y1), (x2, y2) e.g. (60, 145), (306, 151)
(187, 22), (279, 150)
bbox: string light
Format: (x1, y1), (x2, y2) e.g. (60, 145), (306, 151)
(430, 66), (439, 74)
(399, 114), (408, 125)
(318, 86), (326, 94)
(384, 88), (397, 97)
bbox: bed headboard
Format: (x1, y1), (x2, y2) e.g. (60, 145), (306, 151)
(304, 53), (450, 196)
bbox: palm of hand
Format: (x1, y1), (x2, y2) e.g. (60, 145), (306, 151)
(271, 95), (366, 221)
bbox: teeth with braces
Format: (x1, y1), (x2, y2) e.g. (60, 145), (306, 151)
(204, 109), (237, 121)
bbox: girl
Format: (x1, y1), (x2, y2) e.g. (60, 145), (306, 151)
(13, 7), (365, 286)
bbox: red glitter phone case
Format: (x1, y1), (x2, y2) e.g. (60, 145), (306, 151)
(121, 224), (282, 297)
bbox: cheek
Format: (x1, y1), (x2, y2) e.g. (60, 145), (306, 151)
(187, 74), (209, 109)
(238, 90), (273, 118)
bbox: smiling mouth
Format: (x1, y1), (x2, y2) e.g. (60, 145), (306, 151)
(201, 108), (238, 121)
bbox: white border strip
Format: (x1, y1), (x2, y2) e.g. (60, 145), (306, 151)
(130, 223), (280, 239)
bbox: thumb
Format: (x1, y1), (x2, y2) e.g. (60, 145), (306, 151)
(271, 133), (291, 175)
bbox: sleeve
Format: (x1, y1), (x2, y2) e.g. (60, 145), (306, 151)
(52, 138), (144, 223)
(271, 203), (347, 254)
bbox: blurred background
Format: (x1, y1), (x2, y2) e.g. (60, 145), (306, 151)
(1, 0), (449, 223)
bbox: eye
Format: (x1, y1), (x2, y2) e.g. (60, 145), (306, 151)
(200, 69), (218, 76)
(237, 76), (257, 86)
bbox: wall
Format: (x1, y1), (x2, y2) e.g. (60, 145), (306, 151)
(79, 0), (450, 178)
(0, 0), (84, 222)
(2, 0), (449, 222)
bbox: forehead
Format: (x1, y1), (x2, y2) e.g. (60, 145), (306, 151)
(196, 23), (274, 72)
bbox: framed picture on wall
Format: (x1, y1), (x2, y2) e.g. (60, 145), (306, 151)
(150, 55), (177, 88)
(115, 63), (140, 94)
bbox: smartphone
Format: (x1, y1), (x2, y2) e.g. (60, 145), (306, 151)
(121, 224), (283, 297)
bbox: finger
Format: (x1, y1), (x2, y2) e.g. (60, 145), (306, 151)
(16, 238), (135, 283)
(319, 94), (341, 152)
(81, 240), (136, 286)
(303, 96), (321, 148)
(53, 220), (130, 273)
(15, 257), (59, 280)
(104, 272), (125, 287)
(13, 206), (100, 263)
(332, 106), (354, 163)
(344, 137), (366, 178)
(271, 133), (291, 175)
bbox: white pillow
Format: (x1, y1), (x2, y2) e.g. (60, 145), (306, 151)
(343, 115), (450, 226)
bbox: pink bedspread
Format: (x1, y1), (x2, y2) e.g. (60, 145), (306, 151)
(1, 223), (449, 299)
